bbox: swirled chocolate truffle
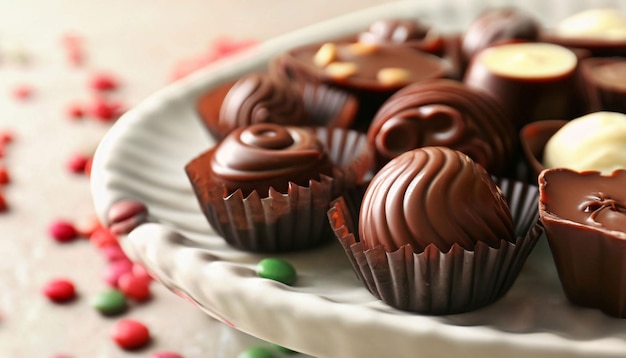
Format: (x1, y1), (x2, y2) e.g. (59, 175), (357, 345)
(216, 73), (308, 139)
(462, 7), (540, 61)
(358, 18), (444, 55)
(359, 147), (514, 253)
(367, 79), (515, 174)
(203, 123), (335, 197)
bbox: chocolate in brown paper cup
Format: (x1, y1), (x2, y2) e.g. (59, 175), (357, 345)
(314, 126), (374, 188)
(299, 82), (358, 129)
(540, 215), (626, 318)
(328, 177), (543, 315)
(200, 176), (336, 253)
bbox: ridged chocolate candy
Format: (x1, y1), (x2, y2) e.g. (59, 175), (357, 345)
(202, 123), (335, 197)
(359, 147), (514, 253)
(367, 79), (515, 174)
(217, 73), (307, 138)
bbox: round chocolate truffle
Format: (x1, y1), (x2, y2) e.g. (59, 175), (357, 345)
(462, 7), (540, 61)
(207, 123), (335, 197)
(217, 73), (308, 139)
(359, 146), (514, 253)
(367, 79), (515, 174)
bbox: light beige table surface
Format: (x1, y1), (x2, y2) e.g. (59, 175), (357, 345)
(0, 1), (401, 357)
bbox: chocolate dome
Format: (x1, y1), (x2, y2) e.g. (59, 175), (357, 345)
(358, 146), (514, 253)
(202, 123), (335, 197)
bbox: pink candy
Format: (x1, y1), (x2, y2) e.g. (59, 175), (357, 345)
(118, 272), (151, 301)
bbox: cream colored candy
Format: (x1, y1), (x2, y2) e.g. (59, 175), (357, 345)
(543, 111), (626, 174)
(478, 42), (577, 79)
(555, 8), (626, 40)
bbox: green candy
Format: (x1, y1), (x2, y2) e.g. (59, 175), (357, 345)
(256, 258), (297, 285)
(90, 289), (127, 315)
(271, 343), (298, 354)
(237, 346), (276, 358)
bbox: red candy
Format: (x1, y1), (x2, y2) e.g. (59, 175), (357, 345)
(89, 73), (119, 91)
(0, 192), (7, 212)
(0, 131), (13, 144)
(0, 167), (9, 185)
(110, 319), (151, 350)
(42, 279), (76, 303)
(104, 259), (134, 287)
(12, 84), (33, 100)
(49, 220), (79, 242)
(66, 102), (85, 120)
(66, 152), (90, 174)
(87, 97), (124, 122)
(118, 272), (151, 301)
(89, 226), (118, 248)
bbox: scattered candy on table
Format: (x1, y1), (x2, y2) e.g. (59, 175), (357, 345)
(237, 346), (277, 358)
(42, 279), (77, 303)
(256, 258), (297, 285)
(110, 318), (151, 350)
(90, 289), (128, 316)
(48, 219), (79, 243)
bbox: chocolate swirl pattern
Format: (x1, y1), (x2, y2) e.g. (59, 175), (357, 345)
(218, 73), (307, 137)
(368, 79), (515, 174)
(208, 123), (335, 196)
(359, 147), (514, 253)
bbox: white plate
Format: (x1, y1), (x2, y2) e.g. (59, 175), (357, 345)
(91, 2), (626, 357)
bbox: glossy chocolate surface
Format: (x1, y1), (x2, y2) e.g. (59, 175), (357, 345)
(462, 7), (540, 61)
(270, 41), (449, 92)
(217, 73), (308, 138)
(581, 57), (626, 113)
(367, 79), (515, 174)
(358, 18), (444, 55)
(359, 147), (514, 253)
(540, 169), (626, 232)
(464, 42), (581, 127)
(188, 123), (335, 197)
(519, 120), (566, 176)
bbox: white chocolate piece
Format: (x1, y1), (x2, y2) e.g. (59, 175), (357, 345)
(555, 8), (626, 40)
(478, 42), (577, 79)
(543, 112), (626, 174)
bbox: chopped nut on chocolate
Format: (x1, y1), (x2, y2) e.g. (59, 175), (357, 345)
(313, 42), (338, 67)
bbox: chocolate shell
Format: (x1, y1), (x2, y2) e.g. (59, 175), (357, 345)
(580, 57), (626, 113)
(358, 18), (445, 55)
(199, 73), (308, 140)
(462, 7), (541, 62)
(539, 168), (626, 317)
(367, 79), (515, 174)
(359, 147), (514, 253)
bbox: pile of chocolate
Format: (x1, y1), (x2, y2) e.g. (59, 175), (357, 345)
(187, 7), (626, 317)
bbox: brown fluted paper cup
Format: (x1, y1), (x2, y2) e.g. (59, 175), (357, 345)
(328, 177), (543, 314)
